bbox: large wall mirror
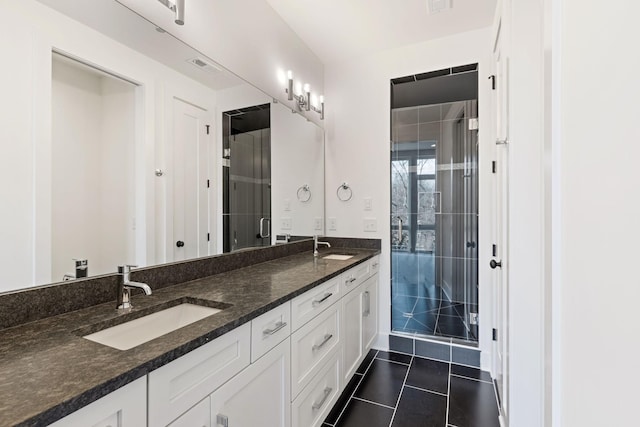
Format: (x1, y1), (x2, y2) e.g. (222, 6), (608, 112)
(0, 0), (324, 293)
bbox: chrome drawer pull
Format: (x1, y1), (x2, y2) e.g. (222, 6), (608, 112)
(312, 387), (333, 411)
(363, 291), (370, 317)
(216, 414), (229, 427)
(312, 333), (333, 351)
(263, 321), (287, 337)
(312, 293), (333, 307)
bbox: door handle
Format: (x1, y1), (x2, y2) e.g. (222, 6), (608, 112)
(259, 217), (271, 239)
(490, 259), (502, 269)
(396, 216), (403, 243)
(176, 240), (184, 248)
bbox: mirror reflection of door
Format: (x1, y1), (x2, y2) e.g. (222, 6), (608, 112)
(51, 52), (138, 281)
(222, 104), (271, 252)
(171, 98), (211, 262)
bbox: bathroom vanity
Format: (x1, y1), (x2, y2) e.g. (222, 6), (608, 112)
(0, 240), (380, 427)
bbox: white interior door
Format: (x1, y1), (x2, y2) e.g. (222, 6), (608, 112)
(492, 21), (510, 427)
(172, 98), (210, 262)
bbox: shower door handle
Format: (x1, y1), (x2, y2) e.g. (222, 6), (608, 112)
(259, 217), (271, 239)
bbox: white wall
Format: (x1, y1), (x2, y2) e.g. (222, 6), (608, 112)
(0, 0), (219, 291)
(51, 58), (137, 280)
(324, 28), (493, 366)
(271, 104), (325, 239)
(557, 1), (640, 425)
(119, 0), (325, 127)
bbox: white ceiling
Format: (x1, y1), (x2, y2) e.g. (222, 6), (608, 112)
(266, 0), (497, 64)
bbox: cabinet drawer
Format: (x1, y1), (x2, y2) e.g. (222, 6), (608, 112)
(290, 276), (341, 331)
(291, 303), (341, 398)
(148, 323), (251, 426)
(341, 261), (370, 294)
(292, 351), (341, 427)
(369, 256), (380, 275)
(50, 377), (146, 427)
(251, 302), (291, 362)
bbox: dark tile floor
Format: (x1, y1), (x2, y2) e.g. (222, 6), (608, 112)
(392, 283), (478, 342)
(323, 349), (499, 427)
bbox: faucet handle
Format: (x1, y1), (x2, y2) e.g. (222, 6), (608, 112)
(117, 265), (138, 274)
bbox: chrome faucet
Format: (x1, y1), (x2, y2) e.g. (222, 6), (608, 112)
(116, 265), (152, 309)
(313, 235), (331, 257)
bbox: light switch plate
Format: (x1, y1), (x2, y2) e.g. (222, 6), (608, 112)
(281, 218), (292, 230)
(364, 197), (372, 211)
(363, 218), (377, 232)
(284, 199), (291, 211)
(314, 217), (323, 230)
(328, 217), (337, 231)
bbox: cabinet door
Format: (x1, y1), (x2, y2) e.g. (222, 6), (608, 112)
(342, 282), (363, 382)
(362, 275), (378, 352)
(49, 377), (146, 427)
(168, 398), (210, 427)
(148, 323), (251, 426)
(211, 338), (291, 427)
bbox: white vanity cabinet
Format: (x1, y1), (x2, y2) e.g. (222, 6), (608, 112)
(49, 377), (146, 427)
(342, 257), (380, 383)
(49, 255), (379, 427)
(148, 323), (251, 426)
(211, 338), (291, 427)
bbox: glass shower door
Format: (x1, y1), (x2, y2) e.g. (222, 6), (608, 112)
(391, 100), (478, 343)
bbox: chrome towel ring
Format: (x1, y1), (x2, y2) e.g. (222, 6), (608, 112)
(297, 184), (311, 202)
(337, 182), (353, 201)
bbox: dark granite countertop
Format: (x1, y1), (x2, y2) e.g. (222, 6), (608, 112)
(0, 248), (379, 427)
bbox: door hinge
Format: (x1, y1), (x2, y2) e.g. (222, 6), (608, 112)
(469, 312), (479, 325)
(489, 75), (496, 90)
(207, 233), (210, 241)
(492, 244), (497, 257)
(205, 124), (210, 135)
(492, 161), (497, 174)
(468, 118), (479, 131)
(493, 328), (498, 341)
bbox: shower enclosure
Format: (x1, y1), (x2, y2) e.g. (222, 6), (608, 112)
(390, 66), (479, 344)
(222, 104), (271, 252)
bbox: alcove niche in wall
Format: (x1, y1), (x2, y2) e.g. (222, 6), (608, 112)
(51, 52), (138, 281)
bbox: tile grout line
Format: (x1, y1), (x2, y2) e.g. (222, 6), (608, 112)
(387, 353), (413, 427)
(445, 343), (452, 426)
(404, 384), (448, 397)
(331, 350), (379, 426)
(352, 396), (396, 410)
(375, 357), (411, 367)
(450, 373), (494, 384)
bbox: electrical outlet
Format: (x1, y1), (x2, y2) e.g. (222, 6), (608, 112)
(281, 218), (292, 230)
(363, 218), (377, 232)
(284, 199), (291, 211)
(314, 217), (323, 230)
(364, 197), (372, 211)
(328, 217), (337, 231)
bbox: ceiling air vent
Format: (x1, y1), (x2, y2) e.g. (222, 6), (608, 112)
(187, 57), (223, 74)
(427, 0), (452, 14)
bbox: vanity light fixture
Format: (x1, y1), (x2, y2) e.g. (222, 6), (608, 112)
(157, 0), (185, 25)
(285, 70), (324, 120)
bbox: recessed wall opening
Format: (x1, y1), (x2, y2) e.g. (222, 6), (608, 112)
(390, 64), (479, 345)
(51, 52), (139, 282)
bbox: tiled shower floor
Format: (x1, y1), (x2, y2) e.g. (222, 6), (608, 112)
(392, 283), (478, 342)
(323, 349), (499, 427)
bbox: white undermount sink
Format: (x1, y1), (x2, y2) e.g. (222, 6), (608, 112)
(323, 254), (354, 261)
(83, 303), (222, 350)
